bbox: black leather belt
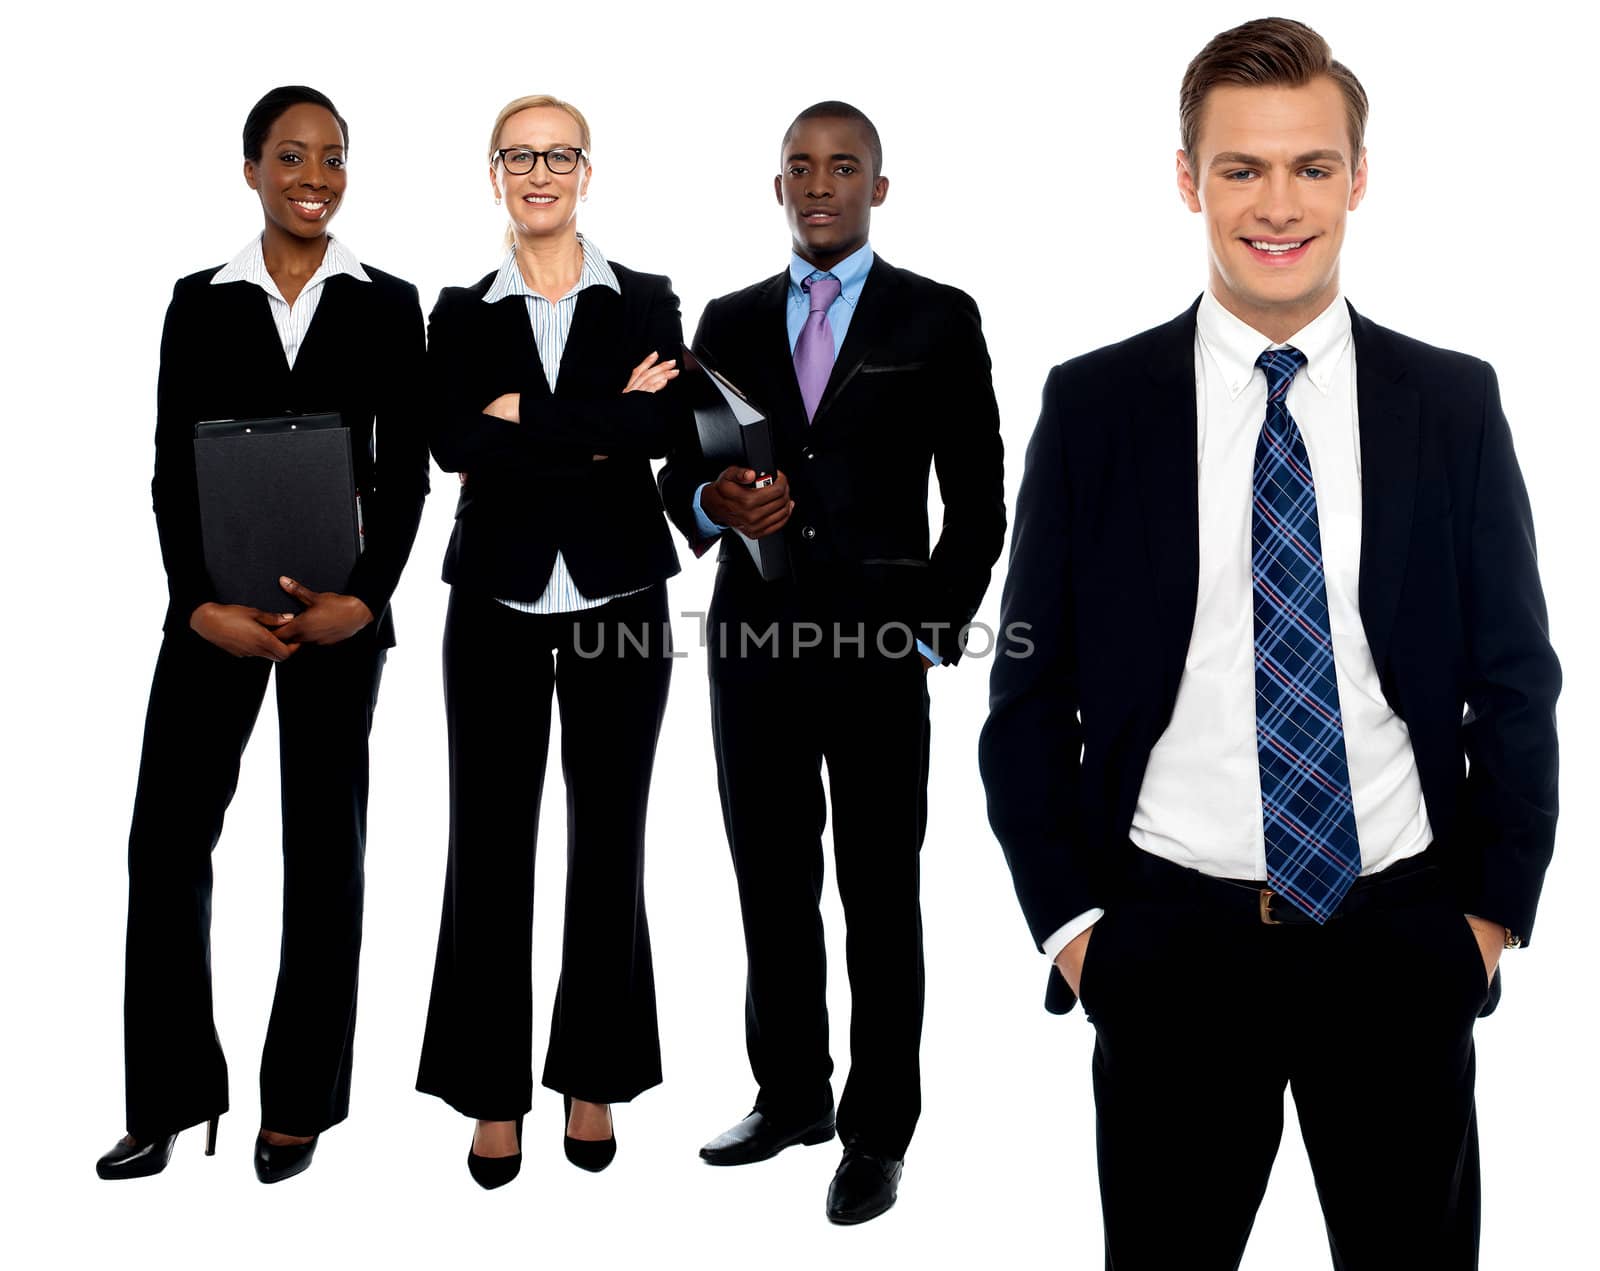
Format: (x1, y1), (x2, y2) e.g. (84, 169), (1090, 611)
(1125, 844), (1446, 925)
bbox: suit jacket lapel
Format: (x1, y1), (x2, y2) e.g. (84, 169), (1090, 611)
(209, 281), (294, 408)
(215, 280), (293, 382)
(1135, 300), (1203, 699)
(486, 291), (549, 393)
(293, 272), (348, 379)
(744, 270), (809, 451)
(560, 285), (623, 392)
(1350, 302), (1419, 674)
(812, 257), (898, 425)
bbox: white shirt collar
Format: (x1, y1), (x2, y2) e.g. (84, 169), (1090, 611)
(1197, 288), (1352, 400)
(210, 233), (370, 300)
(483, 234), (621, 304)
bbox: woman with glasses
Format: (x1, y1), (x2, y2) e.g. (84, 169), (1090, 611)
(415, 94), (684, 1188)
(95, 85), (429, 1184)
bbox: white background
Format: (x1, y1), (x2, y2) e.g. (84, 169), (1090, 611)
(3, 1), (1595, 1267)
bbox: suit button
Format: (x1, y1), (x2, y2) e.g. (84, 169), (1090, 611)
(801, 526), (816, 541)
(802, 446), (815, 459)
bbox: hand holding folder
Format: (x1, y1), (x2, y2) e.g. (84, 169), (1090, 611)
(681, 347), (791, 580)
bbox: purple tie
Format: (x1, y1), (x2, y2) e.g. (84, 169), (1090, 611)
(794, 274), (842, 422)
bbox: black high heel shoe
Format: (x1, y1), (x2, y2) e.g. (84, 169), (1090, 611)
(563, 1095), (617, 1173)
(96, 1115), (219, 1180)
(467, 1117), (524, 1190)
(254, 1131), (319, 1184)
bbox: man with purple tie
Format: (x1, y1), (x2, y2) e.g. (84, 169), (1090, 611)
(980, 18), (1560, 1268)
(659, 101), (1005, 1225)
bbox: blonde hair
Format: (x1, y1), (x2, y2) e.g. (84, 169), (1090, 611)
(489, 94), (592, 249)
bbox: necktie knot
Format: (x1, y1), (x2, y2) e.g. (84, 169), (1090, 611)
(1256, 346), (1307, 403)
(803, 274), (842, 314)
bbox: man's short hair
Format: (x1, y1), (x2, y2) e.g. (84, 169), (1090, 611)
(1179, 17), (1369, 163)
(783, 101), (884, 177)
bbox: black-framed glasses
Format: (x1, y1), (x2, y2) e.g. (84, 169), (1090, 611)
(493, 146), (586, 176)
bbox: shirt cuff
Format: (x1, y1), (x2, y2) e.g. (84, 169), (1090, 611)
(915, 639), (942, 666)
(1042, 908), (1105, 964)
(1466, 913), (1522, 949)
(692, 482), (724, 538)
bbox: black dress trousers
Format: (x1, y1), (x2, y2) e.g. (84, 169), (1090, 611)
(1080, 851), (1489, 1271)
(707, 563), (931, 1159)
(416, 584), (672, 1117)
(123, 627), (384, 1141)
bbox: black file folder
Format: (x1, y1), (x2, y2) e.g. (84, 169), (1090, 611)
(681, 346), (789, 581)
(193, 413), (361, 612)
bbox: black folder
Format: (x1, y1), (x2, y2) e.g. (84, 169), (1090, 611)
(193, 413), (361, 612)
(681, 346), (789, 581)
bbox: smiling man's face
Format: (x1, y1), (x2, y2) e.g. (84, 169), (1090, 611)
(1178, 76), (1367, 341)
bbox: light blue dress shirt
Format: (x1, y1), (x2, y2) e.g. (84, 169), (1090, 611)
(783, 239), (874, 357)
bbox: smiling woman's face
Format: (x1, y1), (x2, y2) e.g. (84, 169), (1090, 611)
(491, 105), (589, 244)
(245, 102), (348, 241)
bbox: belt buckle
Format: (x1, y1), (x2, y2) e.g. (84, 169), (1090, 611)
(1259, 889), (1281, 926)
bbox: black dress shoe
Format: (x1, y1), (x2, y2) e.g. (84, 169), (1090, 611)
(254, 1132), (318, 1184)
(825, 1145), (903, 1225)
(563, 1095), (617, 1173)
(96, 1116), (219, 1180)
(699, 1108), (835, 1166)
(466, 1117), (523, 1190)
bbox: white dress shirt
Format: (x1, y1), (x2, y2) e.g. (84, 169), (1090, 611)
(1043, 291), (1432, 962)
(210, 234), (370, 366)
(485, 236), (645, 615)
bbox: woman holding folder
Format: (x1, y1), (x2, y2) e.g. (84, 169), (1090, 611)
(414, 94), (683, 1187)
(95, 86), (429, 1183)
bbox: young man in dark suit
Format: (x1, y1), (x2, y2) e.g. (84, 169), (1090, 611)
(659, 101), (1005, 1225)
(981, 18), (1560, 1268)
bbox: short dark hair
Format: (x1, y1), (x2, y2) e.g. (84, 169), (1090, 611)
(1179, 18), (1368, 163)
(243, 86), (349, 162)
(782, 100), (883, 176)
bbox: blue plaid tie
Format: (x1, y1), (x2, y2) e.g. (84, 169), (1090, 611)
(1252, 347), (1360, 922)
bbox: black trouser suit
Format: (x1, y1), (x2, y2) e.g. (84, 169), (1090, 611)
(122, 263), (428, 1141)
(414, 261), (688, 1118)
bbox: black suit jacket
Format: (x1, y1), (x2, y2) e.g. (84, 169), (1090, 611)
(657, 257), (1005, 663)
(153, 264), (430, 647)
(979, 299), (1561, 1011)
(428, 263), (684, 600)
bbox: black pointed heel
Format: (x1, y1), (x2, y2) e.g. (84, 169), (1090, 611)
(96, 1115), (221, 1181)
(563, 1094), (617, 1173)
(467, 1116), (523, 1190)
(254, 1131), (319, 1184)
